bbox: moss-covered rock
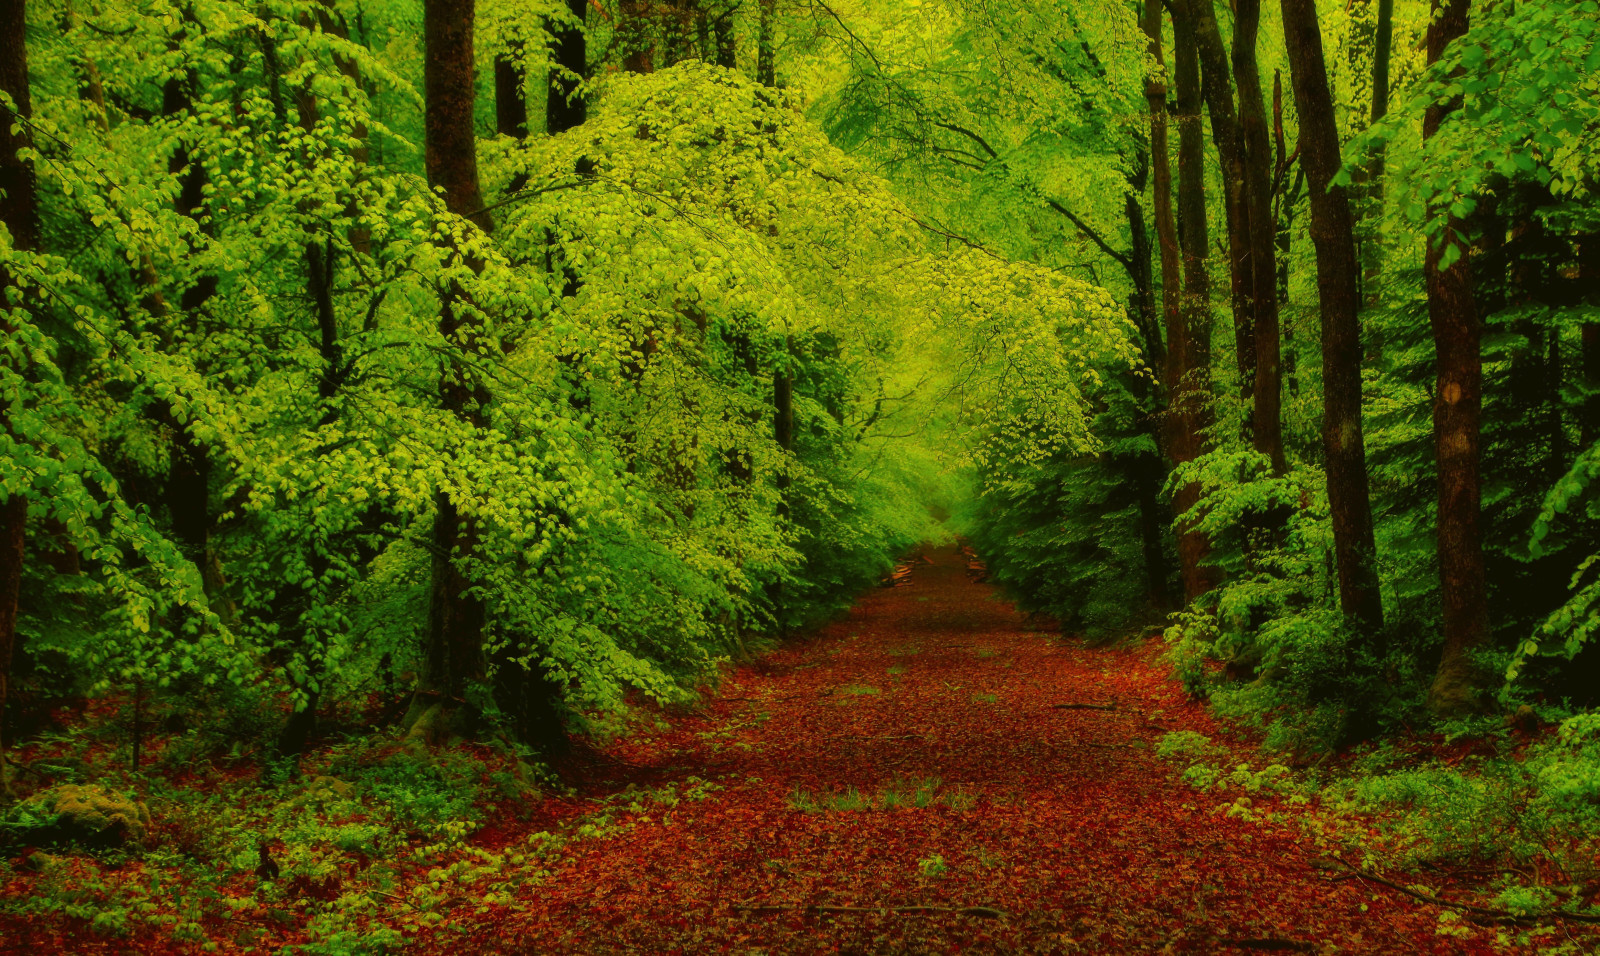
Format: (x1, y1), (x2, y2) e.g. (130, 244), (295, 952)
(24, 785), (151, 848)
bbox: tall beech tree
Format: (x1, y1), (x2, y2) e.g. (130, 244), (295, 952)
(1280, 0), (1384, 631)
(1422, 0), (1488, 715)
(0, 0), (33, 796)
(1177, 0), (1253, 408)
(1232, 0), (1285, 475)
(1169, 0), (1221, 601)
(547, 0), (588, 133)
(411, 0), (497, 740)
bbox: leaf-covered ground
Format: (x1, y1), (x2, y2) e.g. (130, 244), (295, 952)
(4, 547), (1583, 954)
(444, 547), (1534, 955)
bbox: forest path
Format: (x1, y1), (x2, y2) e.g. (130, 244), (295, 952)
(458, 546), (1510, 955)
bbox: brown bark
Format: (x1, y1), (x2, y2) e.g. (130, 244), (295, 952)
(412, 0), (495, 742)
(1233, 0), (1285, 474)
(1170, 1), (1221, 601)
(1179, 0), (1254, 408)
(712, 3), (736, 68)
(547, 0), (588, 134)
(1423, 0), (1488, 716)
(620, 0), (656, 73)
(1281, 0), (1385, 632)
(495, 45), (528, 140)
(1142, 0), (1187, 606)
(1361, 0), (1394, 307)
(757, 0), (775, 87)
(1580, 236), (1600, 446)
(0, 0), (34, 796)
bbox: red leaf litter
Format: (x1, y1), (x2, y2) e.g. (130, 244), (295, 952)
(441, 547), (1522, 954)
(2, 547), (1559, 953)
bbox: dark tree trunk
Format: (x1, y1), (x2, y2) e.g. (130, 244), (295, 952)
(1281, 0), (1385, 632)
(496, 41), (529, 194)
(1127, 184), (1165, 372)
(547, 0), (588, 134)
(621, 0), (656, 73)
(0, 0), (34, 795)
(1233, 0), (1285, 474)
(1137, 0), (1180, 608)
(159, 70), (229, 606)
(495, 45), (528, 140)
(1361, 0), (1394, 308)
(1422, 0), (1488, 716)
(756, 0), (775, 86)
(712, 4), (736, 68)
(411, 0), (496, 744)
(1170, 1), (1221, 601)
(1181, 0), (1254, 411)
(1580, 236), (1599, 446)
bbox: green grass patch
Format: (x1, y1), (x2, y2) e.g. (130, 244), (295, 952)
(787, 777), (976, 814)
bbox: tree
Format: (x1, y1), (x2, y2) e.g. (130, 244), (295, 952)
(0, 0), (34, 796)
(1280, 0), (1384, 631)
(410, 0), (497, 741)
(1422, 0), (1488, 715)
(1169, 0), (1220, 601)
(547, 0), (588, 134)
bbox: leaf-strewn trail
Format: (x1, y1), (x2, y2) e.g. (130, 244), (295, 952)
(451, 548), (1511, 955)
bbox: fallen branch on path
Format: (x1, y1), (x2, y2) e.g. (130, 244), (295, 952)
(733, 902), (1006, 920)
(1219, 939), (1313, 952)
(1315, 858), (1600, 925)
(1049, 702), (1174, 734)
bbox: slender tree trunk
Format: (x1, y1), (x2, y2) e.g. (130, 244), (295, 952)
(547, 0), (588, 134)
(1234, 0), (1285, 473)
(712, 2), (737, 68)
(0, 0), (34, 797)
(1141, 0), (1183, 607)
(1281, 0), (1385, 631)
(496, 41), (529, 194)
(1181, 0), (1255, 414)
(1171, 1), (1221, 601)
(160, 68), (230, 608)
(1422, 0), (1488, 716)
(1580, 236), (1599, 446)
(1361, 0), (1394, 309)
(621, 0), (656, 73)
(495, 45), (528, 140)
(411, 0), (495, 743)
(756, 0), (775, 87)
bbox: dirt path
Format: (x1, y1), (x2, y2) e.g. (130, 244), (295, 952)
(457, 547), (1515, 954)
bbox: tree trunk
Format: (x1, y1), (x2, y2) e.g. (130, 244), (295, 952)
(1281, 0), (1385, 632)
(712, 3), (736, 68)
(620, 0), (656, 73)
(1422, 0), (1488, 716)
(0, 0), (34, 796)
(495, 45), (528, 140)
(1139, 0), (1182, 607)
(547, 0), (588, 134)
(1580, 236), (1599, 446)
(411, 0), (495, 743)
(757, 0), (775, 87)
(1170, 0), (1221, 601)
(1361, 0), (1394, 309)
(1180, 0), (1254, 410)
(1233, 0), (1285, 474)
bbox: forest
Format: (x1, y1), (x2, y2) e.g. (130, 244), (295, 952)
(0, 0), (1597, 949)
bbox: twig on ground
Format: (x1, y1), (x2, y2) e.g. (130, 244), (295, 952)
(733, 902), (1006, 919)
(1051, 702), (1118, 711)
(1315, 858), (1600, 925)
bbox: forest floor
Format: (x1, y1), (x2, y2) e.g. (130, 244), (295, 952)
(4, 546), (1588, 954)
(441, 546), (1549, 955)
